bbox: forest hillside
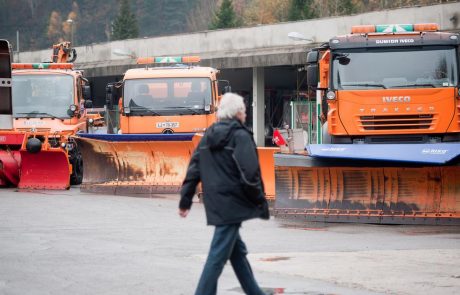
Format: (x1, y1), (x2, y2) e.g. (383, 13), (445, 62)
(0, 0), (454, 51)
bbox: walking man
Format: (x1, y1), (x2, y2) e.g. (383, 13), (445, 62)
(179, 92), (269, 295)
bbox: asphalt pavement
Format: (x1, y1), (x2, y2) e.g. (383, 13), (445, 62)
(0, 187), (459, 295)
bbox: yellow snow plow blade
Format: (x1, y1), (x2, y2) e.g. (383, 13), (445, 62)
(76, 134), (196, 195)
(257, 147), (278, 200)
(189, 134), (278, 199)
(274, 165), (460, 225)
(76, 133), (278, 198)
(273, 143), (460, 225)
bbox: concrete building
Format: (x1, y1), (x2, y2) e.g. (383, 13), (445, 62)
(17, 2), (460, 146)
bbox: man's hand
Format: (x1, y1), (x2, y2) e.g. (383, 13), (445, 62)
(179, 209), (190, 218)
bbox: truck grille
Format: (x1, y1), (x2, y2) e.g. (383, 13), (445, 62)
(359, 114), (434, 131)
(16, 128), (52, 132)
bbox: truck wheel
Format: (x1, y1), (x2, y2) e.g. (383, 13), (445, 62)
(70, 149), (83, 185)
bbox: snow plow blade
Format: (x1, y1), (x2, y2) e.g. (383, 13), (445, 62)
(0, 133), (24, 187)
(18, 149), (71, 190)
(0, 150), (21, 187)
(257, 147), (279, 200)
(188, 134), (278, 199)
(76, 133), (197, 195)
(76, 134), (278, 197)
(274, 144), (460, 225)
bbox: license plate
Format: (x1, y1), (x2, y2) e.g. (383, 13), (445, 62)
(156, 122), (179, 129)
(23, 120), (44, 126)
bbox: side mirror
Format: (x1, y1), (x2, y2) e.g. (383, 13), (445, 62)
(82, 85), (91, 100)
(106, 83), (121, 110)
(306, 64), (318, 88)
(218, 80), (232, 95)
(306, 51), (319, 64)
(0, 40), (12, 129)
(106, 84), (114, 109)
(84, 99), (93, 109)
(223, 85), (232, 94)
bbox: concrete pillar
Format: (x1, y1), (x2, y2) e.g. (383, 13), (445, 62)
(252, 67), (265, 146)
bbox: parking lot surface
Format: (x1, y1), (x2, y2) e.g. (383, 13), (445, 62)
(0, 188), (459, 295)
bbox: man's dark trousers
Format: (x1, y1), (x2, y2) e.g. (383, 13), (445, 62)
(195, 223), (265, 295)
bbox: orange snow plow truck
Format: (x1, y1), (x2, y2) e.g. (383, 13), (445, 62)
(76, 56), (276, 197)
(0, 42), (98, 189)
(274, 23), (460, 225)
(0, 40), (18, 186)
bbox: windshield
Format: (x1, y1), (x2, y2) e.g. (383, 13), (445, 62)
(12, 74), (74, 118)
(332, 47), (458, 90)
(123, 77), (212, 115)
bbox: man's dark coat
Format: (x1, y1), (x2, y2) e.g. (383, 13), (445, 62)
(179, 119), (269, 225)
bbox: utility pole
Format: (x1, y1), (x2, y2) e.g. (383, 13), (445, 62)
(67, 19), (74, 45)
(14, 30), (20, 62)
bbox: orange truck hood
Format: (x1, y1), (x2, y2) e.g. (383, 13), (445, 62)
(121, 114), (215, 134)
(336, 88), (456, 135)
(14, 117), (83, 134)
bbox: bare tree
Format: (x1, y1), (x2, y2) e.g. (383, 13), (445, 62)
(62, 2), (79, 43)
(47, 11), (64, 43)
(186, 0), (218, 32)
(244, 0), (290, 25)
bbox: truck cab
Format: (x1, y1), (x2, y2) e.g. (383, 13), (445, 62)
(12, 63), (92, 136)
(307, 23), (460, 144)
(114, 56), (220, 134)
(11, 62), (94, 185)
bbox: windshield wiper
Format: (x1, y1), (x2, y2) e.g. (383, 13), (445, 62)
(16, 112), (63, 120)
(392, 83), (437, 88)
(341, 83), (387, 89)
(128, 107), (160, 116)
(163, 106), (201, 115)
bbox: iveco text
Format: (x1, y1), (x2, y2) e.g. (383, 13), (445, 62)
(382, 96), (411, 103)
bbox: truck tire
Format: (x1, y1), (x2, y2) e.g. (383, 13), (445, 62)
(70, 148), (83, 185)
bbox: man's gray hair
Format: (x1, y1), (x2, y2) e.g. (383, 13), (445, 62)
(217, 93), (246, 120)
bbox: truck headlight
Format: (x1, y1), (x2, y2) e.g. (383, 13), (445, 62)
(326, 91), (336, 100)
(69, 104), (77, 112)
